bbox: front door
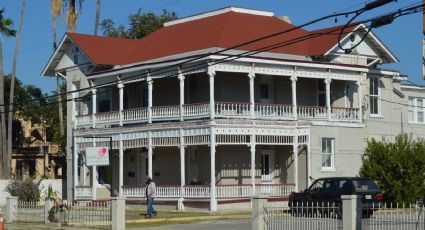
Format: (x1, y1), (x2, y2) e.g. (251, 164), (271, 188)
(261, 149), (274, 183)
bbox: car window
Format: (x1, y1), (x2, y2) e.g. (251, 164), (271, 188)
(339, 180), (354, 194)
(352, 179), (380, 192)
(309, 179), (338, 193)
(309, 179), (324, 193)
(322, 180), (337, 193)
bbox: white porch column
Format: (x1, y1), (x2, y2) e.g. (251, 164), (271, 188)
(250, 133), (256, 196)
(118, 82), (124, 126)
(210, 127), (217, 211)
(148, 131), (153, 178)
(91, 88), (97, 128)
(357, 77), (363, 122)
(147, 77), (153, 123)
(118, 134), (124, 197)
(208, 68), (216, 120)
(178, 69), (185, 121)
(325, 76), (332, 121)
(73, 136), (78, 200)
(293, 133), (299, 192)
(178, 129), (185, 210)
(72, 84), (78, 200)
(291, 72), (298, 119)
(307, 134), (312, 187)
(92, 140), (97, 200)
(248, 70), (256, 118)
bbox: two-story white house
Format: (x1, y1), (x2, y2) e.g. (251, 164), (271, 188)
(41, 7), (425, 211)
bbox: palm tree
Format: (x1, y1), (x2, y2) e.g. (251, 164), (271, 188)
(6, 0), (25, 179)
(94, 0), (100, 35)
(50, 0), (65, 137)
(0, 9), (16, 179)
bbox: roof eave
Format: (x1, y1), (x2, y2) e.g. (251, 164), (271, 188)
(40, 34), (70, 77)
(322, 24), (398, 64)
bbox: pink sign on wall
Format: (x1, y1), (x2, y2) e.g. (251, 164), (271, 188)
(85, 147), (110, 166)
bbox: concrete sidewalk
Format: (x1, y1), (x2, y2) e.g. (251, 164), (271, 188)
(3, 212), (251, 229)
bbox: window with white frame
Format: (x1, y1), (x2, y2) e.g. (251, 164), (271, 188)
(408, 97), (425, 123)
(369, 77), (380, 115)
(322, 138), (335, 170)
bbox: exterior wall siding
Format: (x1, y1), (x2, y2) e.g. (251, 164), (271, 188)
(309, 126), (364, 188)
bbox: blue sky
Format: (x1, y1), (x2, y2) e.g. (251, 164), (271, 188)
(1, 0), (423, 93)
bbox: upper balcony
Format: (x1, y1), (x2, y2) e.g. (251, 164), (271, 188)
(73, 66), (363, 129)
(76, 102), (360, 127)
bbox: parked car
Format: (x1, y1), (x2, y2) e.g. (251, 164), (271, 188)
(288, 177), (383, 218)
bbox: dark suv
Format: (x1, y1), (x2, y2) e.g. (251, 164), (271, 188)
(289, 177), (382, 218)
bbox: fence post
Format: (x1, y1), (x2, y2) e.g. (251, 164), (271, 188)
(342, 195), (361, 230)
(5, 196), (17, 222)
(44, 198), (53, 224)
(111, 197), (125, 230)
(251, 195), (267, 230)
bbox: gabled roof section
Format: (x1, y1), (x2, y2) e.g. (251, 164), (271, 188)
(41, 33), (139, 76)
(313, 24), (398, 63)
(67, 33), (139, 65)
(41, 7), (399, 76)
(307, 24), (359, 56)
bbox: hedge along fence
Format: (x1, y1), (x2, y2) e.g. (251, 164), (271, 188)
(0, 179), (62, 204)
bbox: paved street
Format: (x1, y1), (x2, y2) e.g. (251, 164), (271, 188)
(129, 219), (251, 230)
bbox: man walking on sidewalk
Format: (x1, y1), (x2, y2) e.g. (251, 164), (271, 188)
(146, 177), (157, 218)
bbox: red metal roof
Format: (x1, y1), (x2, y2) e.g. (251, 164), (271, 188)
(67, 11), (357, 66)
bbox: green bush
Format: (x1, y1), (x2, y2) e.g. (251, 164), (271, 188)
(360, 134), (425, 204)
(5, 178), (40, 201)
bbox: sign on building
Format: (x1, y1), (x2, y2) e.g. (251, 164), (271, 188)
(85, 147), (109, 166)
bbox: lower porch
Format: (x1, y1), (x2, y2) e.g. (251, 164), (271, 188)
(74, 120), (310, 211)
(76, 145), (306, 205)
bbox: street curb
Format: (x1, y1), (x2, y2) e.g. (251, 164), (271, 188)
(126, 214), (251, 224)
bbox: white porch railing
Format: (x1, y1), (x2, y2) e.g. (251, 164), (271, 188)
(96, 111), (120, 124)
(75, 186), (94, 200)
(331, 107), (359, 121)
(157, 186), (181, 198)
(121, 184), (294, 199)
(255, 184), (295, 197)
(76, 102), (361, 127)
(122, 186), (146, 198)
(216, 185), (252, 198)
(215, 102), (251, 117)
(152, 105), (180, 120)
(183, 103), (210, 118)
(255, 103), (293, 119)
(123, 107), (148, 122)
(76, 115), (92, 126)
(183, 185), (211, 198)
(297, 106), (328, 119)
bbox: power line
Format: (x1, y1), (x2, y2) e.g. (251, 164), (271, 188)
(2, 0), (184, 58)
(37, 2), (425, 104)
(0, 2), (422, 112)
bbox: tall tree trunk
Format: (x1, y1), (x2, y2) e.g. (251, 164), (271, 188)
(94, 0), (100, 35)
(6, 0), (25, 179)
(52, 10), (64, 136)
(0, 42), (5, 179)
(57, 77), (64, 136)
